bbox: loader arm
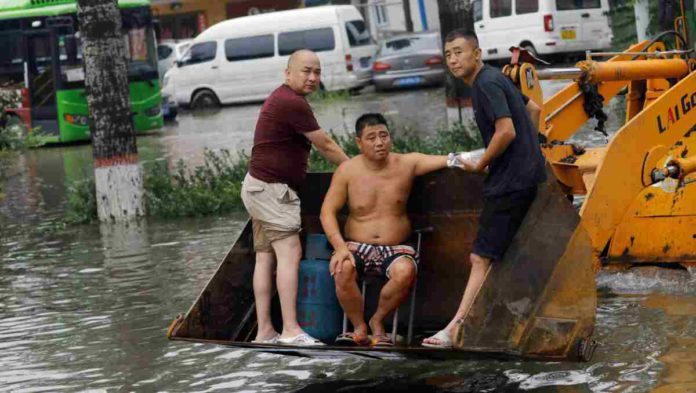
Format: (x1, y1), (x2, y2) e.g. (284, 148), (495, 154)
(582, 71), (696, 261)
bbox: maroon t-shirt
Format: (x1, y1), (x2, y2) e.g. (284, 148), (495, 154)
(249, 84), (320, 191)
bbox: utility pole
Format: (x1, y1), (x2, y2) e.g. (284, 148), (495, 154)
(403, 0), (414, 32)
(77, 0), (145, 221)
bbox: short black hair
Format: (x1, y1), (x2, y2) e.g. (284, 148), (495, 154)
(444, 29), (479, 47)
(355, 113), (388, 137)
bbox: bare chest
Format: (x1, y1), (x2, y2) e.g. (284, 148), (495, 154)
(348, 172), (413, 214)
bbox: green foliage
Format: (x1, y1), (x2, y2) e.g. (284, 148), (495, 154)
(65, 176), (98, 224)
(307, 89), (351, 103)
(66, 122), (483, 223)
(0, 123), (46, 150)
(144, 148), (248, 218)
(309, 120), (483, 172)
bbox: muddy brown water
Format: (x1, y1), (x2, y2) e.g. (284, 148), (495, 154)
(1, 85), (694, 392)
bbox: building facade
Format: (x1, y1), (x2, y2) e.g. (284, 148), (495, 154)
(151, 0), (440, 41)
(151, 0), (301, 40)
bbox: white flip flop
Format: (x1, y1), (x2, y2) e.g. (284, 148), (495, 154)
(277, 333), (326, 346)
(251, 333), (280, 344)
(421, 329), (452, 349)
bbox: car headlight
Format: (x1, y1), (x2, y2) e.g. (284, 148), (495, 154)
(144, 105), (161, 117)
(64, 114), (89, 126)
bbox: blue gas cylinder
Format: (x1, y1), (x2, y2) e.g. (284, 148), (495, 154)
(305, 233), (333, 260)
(297, 259), (343, 342)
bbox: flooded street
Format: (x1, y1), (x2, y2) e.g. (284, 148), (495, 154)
(1, 85), (695, 392)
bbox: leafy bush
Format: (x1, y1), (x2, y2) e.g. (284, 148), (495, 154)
(144, 148), (248, 218)
(66, 122), (483, 222)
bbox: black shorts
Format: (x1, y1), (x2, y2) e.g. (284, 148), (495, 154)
(473, 187), (537, 261)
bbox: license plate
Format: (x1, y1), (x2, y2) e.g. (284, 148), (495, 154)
(395, 76), (423, 86)
(360, 57), (370, 68)
(561, 28), (576, 40)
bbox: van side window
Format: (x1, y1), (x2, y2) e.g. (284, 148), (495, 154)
(516, 0), (539, 14)
(345, 20), (372, 47)
(556, 0), (600, 10)
(490, 0), (512, 17)
(278, 28), (336, 56)
(225, 35), (274, 62)
(473, 0), (483, 21)
(182, 41), (217, 66)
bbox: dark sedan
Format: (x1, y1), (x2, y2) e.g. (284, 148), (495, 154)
(372, 32), (445, 91)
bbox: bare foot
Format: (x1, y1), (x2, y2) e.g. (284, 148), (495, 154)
(254, 329), (279, 342)
(368, 317), (385, 337)
(353, 322), (369, 338)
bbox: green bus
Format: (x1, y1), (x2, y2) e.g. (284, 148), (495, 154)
(0, 0), (162, 144)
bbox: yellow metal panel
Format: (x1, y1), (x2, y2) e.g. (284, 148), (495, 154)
(609, 215), (696, 263)
(579, 71), (696, 256)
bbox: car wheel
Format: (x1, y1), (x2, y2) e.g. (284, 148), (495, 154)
(191, 89), (219, 110)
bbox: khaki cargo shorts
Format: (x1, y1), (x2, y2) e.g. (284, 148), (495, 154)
(241, 173), (301, 252)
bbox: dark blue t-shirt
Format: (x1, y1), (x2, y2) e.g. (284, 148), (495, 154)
(471, 65), (546, 197)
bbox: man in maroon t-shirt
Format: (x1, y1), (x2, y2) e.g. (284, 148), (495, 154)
(241, 49), (349, 346)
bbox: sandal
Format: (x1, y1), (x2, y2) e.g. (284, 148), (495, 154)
(370, 334), (394, 347)
(335, 332), (371, 346)
(251, 333), (280, 344)
(277, 333), (326, 346)
(421, 330), (452, 349)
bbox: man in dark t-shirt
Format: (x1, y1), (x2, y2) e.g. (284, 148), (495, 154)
(422, 30), (546, 348)
(241, 49), (349, 346)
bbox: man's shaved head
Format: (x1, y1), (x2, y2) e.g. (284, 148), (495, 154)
(285, 49), (322, 95)
(287, 49), (319, 69)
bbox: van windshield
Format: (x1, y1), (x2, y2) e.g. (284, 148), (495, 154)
(556, 0), (600, 10)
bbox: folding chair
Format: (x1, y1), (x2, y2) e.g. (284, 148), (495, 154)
(342, 226), (434, 346)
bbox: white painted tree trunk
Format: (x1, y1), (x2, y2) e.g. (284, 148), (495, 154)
(634, 0), (651, 42)
(78, 0), (144, 222)
(95, 163), (145, 221)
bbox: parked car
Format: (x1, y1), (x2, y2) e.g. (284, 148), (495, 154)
(157, 39), (192, 80)
(162, 5), (377, 109)
(371, 32), (445, 92)
(472, 0), (612, 61)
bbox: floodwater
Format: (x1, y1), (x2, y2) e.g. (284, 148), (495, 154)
(1, 85), (695, 392)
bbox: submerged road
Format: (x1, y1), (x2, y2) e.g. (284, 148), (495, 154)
(1, 85), (695, 392)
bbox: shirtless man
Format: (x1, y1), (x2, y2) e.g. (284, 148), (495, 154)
(320, 113), (465, 346)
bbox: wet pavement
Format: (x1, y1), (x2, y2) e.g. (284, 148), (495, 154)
(1, 85), (695, 392)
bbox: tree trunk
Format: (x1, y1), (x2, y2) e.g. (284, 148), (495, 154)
(403, 0), (414, 32)
(77, 0), (145, 221)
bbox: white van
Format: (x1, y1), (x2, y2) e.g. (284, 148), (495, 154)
(472, 0), (613, 61)
(162, 5), (377, 108)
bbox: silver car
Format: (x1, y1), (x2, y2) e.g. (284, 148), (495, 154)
(372, 32), (445, 91)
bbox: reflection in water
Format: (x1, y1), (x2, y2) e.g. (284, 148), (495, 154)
(1, 87), (694, 391)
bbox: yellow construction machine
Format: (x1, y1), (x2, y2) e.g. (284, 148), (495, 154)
(504, 6), (696, 272)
